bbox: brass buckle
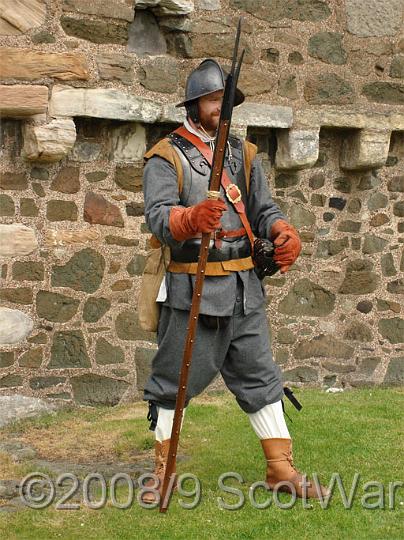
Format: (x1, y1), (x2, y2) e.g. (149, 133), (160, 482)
(225, 183), (242, 204)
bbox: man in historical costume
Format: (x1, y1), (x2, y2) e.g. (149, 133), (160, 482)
(141, 59), (329, 503)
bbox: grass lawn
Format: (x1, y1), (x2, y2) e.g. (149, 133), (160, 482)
(0, 387), (403, 539)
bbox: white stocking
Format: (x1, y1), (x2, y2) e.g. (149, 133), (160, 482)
(247, 400), (290, 440)
(155, 406), (186, 442)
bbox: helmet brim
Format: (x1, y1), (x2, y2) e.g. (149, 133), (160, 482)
(175, 86), (245, 108)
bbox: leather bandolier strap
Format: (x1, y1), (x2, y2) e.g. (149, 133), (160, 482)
(144, 129), (259, 275)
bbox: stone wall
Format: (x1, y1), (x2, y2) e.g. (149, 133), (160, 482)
(0, 0), (403, 405)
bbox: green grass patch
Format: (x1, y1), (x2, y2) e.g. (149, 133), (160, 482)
(0, 388), (403, 539)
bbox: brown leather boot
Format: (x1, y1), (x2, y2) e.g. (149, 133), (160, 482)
(261, 438), (330, 499)
(141, 439), (175, 505)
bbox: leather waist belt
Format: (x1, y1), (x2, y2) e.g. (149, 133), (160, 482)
(170, 236), (251, 263)
(168, 256), (255, 276)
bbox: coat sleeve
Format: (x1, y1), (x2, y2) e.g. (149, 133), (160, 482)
(246, 157), (288, 239)
(143, 156), (185, 249)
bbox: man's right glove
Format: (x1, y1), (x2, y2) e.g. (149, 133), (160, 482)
(169, 198), (227, 242)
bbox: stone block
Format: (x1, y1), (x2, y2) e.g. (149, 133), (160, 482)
(49, 331), (90, 368)
(139, 57), (179, 94)
(83, 297), (111, 323)
(46, 200), (78, 222)
(294, 334), (354, 359)
(0, 375), (23, 388)
(45, 228), (100, 247)
(96, 53), (134, 85)
(22, 118), (76, 163)
(0, 351), (14, 368)
(71, 374), (129, 406)
(0, 172), (28, 190)
(378, 318), (404, 344)
(340, 129), (391, 170)
(127, 10), (167, 56)
(0, 224), (38, 257)
(195, 0), (220, 9)
(115, 166), (143, 192)
(95, 338), (124, 365)
(232, 103), (293, 128)
(276, 128), (319, 170)
(115, 309), (155, 341)
(278, 278), (335, 317)
(30, 376), (66, 390)
(136, 0), (194, 15)
(339, 259), (379, 294)
(283, 366), (318, 383)
(304, 73), (355, 105)
(12, 261), (44, 281)
(18, 348), (43, 368)
(84, 192), (124, 227)
(50, 86), (161, 123)
(0, 194), (14, 216)
(135, 347), (155, 391)
(20, 198), (39, 217)
(0, 85), (48, 117)
(383, 357), (404, 385)
(308, 32), (347, 65)
(36, 290), (79, 322)
(71, 141), (101, 162)
(229, 0), (330, 23)
(362, 82), (404, 105)
(109, 123), (146, 162)
(160, 104), (186, 124)
(62, 0), (134, 22)
(51, 167), (80, 194)
(0, 0), (46, 35)
(0, 288), (33, 305)
(51, 248), (105, 293)
(0, 308), (33, 345)
(60, 15), (129, 45)
(0, 48), (88, 80)
(346, 0), (402, 37)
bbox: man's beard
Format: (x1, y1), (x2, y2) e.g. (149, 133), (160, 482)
(201, 115), (219, 133)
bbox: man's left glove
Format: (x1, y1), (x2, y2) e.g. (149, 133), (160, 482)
(269, 220), (301, 273)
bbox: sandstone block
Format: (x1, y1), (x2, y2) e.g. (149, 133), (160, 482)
(346, 0), (402, 37)
(0, 307), (33, 344)
(0, 48), (89, 80)
(232, 103), (293, 128)
(0, 85), (48, 117)
(109, 123), (146, 162)
(22, 118), (76, 162)
(276, 129), (319, 170)
(0, 224), (38, 258)
(340, 129), (391, 170)
(0, 0), (46, 35)
(50, 86), (161, 123)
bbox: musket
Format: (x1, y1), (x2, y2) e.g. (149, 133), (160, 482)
(159, 19), (245, 513)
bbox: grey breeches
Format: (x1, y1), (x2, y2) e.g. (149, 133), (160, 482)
(143, 281), (284, 414)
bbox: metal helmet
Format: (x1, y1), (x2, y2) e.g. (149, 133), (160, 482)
(176, 59), (244, 122)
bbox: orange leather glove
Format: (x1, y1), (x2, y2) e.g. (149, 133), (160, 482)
(169, 199), (227, 241)
(269, 220), (301, 273)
